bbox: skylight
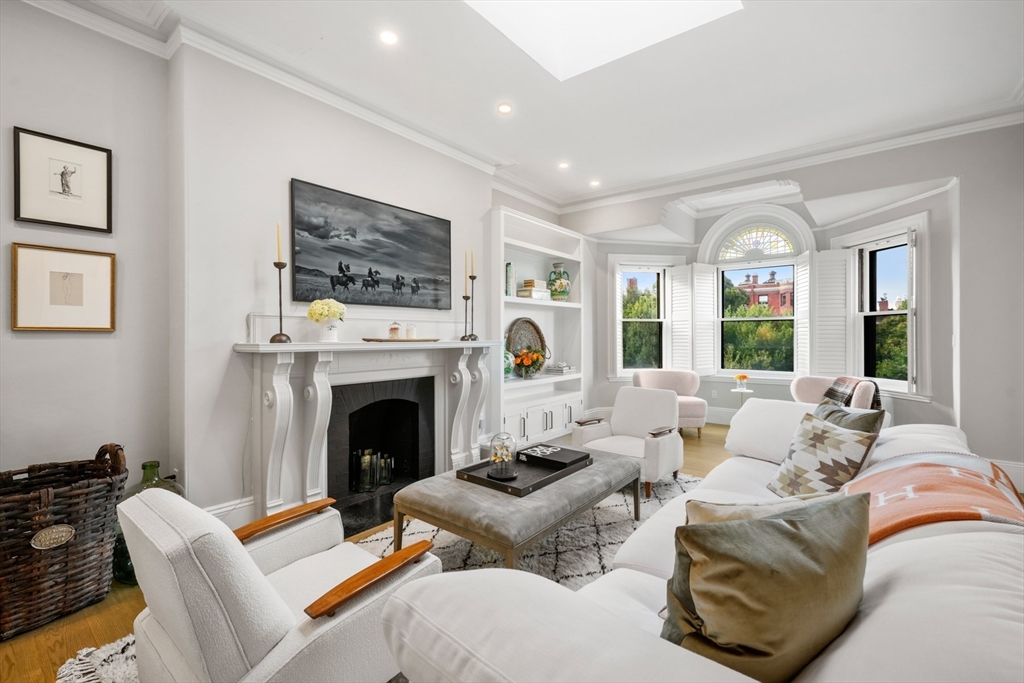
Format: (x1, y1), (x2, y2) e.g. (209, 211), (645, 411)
(464, 0), (743, 81)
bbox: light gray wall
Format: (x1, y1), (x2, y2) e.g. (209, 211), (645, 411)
(564, 125), (1024, 466)
(0, 2), (169, 482)
(491, 189), (561, 225)
(171, 47), (494, 512)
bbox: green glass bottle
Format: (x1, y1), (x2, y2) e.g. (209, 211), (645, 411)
(114, 461), (183, 585)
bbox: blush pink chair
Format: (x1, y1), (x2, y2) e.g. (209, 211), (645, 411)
(790, 376), (876, 409)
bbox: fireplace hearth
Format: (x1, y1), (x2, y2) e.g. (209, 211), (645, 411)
(327, 378), (434, 535)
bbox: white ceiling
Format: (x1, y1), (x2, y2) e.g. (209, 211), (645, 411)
(57, 0), (1024, 208)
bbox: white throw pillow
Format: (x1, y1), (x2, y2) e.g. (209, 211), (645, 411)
(725, 398), (819, 464)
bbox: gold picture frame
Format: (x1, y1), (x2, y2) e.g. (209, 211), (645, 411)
(11, 243), (116, 331)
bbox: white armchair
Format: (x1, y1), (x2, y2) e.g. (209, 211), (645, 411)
(790, 376), (876, 409)
(632, 369), (708, 437)
(571, 386), (683, 498)
(118, 489), (441, 683)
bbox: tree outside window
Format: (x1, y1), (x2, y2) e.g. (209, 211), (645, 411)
(863, 244), (908, 380)
(721, 265), (794, 372)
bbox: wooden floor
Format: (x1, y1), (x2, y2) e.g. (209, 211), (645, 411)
(0, 426), (730, 683)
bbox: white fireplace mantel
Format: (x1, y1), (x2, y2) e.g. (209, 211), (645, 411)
(234, 339), (500, 517)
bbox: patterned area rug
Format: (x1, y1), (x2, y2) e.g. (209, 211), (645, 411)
(54, 475), (700, 682)
(355, 474), (702, 591)
(55, 634), (137, 683)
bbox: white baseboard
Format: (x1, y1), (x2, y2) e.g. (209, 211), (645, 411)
(991, 459), (1024, 493)
(204, 496), (255, 529)
(706, 407), (738, 425)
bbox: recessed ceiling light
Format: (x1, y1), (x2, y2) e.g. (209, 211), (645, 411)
(379, 30), (398, 45)
(590, 180), (600, 187)
(558, 162), (570, 169)
(497, 103), (514, 115)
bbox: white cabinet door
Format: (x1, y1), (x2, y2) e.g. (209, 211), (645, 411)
(564, 397), (584, 427)
(524, 405), (546, 444)
(503, 409), (526, 443)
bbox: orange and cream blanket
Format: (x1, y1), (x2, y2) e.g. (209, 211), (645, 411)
(844, 453), (1024, 545)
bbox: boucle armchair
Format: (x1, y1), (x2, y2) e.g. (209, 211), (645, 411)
(118, 489), (440, 683)
(633, 369), (708, 437)
(790, 376), (876, 409)
(571, 386), (683, 498)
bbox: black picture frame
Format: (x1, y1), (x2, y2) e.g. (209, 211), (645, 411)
(13, 127), (113, 234)
(290, 178), (452, 311)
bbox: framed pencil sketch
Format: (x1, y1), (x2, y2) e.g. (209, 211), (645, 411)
(14, 127), (113, 233)
(11, 243), (116, 331)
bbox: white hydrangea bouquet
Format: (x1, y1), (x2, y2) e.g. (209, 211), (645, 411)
(307, 299), (346, 342)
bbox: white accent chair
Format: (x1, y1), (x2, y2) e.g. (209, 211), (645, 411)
(632, 369), (708, 438)
(571, 386), (683, 498)
(790, 375), (875, 409)
(118, 489), (440, 683)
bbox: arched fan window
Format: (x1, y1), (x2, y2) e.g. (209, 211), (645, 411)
(717, 226), (795, 261)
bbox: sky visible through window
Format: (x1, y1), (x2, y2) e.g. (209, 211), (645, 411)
(874, 245), (907, 306)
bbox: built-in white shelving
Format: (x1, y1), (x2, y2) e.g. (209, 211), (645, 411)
(488, 206), (586, 447)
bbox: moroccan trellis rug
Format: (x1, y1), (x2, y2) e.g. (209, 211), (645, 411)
(55, 475), (701, 683)
(355, 474), (702, 591)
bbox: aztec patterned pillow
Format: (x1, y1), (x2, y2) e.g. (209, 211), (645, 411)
(769, 413), (879, 497)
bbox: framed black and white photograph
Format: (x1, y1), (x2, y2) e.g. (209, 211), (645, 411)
(11, 243), (116, 331)
(14, 127), (112, 233)
(291, 178), (451, 310)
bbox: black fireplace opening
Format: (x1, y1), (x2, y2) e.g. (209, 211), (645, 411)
(327, 378), (435, 536)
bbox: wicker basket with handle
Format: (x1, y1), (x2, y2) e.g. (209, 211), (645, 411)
(0, 444), (128, 640)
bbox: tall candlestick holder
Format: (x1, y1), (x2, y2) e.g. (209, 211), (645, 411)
(468, 274), (478, 341)
(270, 262), (291, 343)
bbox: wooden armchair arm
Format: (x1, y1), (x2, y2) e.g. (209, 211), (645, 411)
(648, 426), (676, 438)
(234, 498), (336, 543)
(575, 418), (604, 426)
(305, 540), (434, 619)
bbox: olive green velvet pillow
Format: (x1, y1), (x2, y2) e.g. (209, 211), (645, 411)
(813, 398), (885, 433)
(661, 493), (870, 683)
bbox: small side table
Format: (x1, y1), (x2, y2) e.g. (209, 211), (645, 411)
(731, 388), (753, 408)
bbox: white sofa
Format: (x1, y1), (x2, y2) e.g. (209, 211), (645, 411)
(383, 399), (1024, 683)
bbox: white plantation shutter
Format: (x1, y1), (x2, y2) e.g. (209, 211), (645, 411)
(794, 252), (811, 376)
(669, 265), (692, 370)
(613, 264), (624, 376)
(812, 249), (855, 376)
(692, 263), (717, 376)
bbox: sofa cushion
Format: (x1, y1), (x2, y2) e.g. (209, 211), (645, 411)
(577, 568), (668, 637)
(813, 399), (885, 433)
(861, 423), (970, 471)
(768, 414), (878, 496)
(794, 531), (1024, 682)
(662, 494), (870, 683)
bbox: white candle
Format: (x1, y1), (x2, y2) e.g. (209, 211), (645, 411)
(276, 222), (282, 262)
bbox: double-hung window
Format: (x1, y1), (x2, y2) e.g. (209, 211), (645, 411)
(618, 268), (665, 371)
(720, 264), (796, 372)
(858, 235), (915, 389)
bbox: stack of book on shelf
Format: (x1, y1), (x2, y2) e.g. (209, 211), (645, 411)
(544, 363), (577, 376)
(516, 279), (551, 300)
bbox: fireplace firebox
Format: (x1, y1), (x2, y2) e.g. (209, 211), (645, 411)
(327, 378), (434, 535)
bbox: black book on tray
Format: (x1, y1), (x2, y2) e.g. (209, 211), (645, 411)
(517, 443), (590, 470)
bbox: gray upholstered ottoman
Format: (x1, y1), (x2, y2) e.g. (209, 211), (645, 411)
(393, 451), (640, 569)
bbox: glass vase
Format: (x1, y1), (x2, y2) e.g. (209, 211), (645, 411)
(736, 379), (747, 390)
(115, 460), (183, 585)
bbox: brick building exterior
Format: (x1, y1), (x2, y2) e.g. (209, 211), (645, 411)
(736, 270), (794, 315)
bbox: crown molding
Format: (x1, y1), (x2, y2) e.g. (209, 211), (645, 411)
(21, 0), (504, 177)
(22, 0), (169, 57)
(559, 109), (1024, 214)
(91, 0), (171, 31)
(491, 180), (562, 216)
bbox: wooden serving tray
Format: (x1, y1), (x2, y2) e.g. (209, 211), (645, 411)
(361, 338), (440, 343)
